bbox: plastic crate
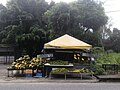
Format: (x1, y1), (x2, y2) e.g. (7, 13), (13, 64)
(36, 73), (42, 77)
(26, 74), (32, 77)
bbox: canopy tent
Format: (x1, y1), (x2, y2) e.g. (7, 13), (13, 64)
(44, 34), (92, 50)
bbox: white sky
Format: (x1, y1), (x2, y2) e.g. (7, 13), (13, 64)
(103, 0), (120, 29)
(0, 0), (120, 29)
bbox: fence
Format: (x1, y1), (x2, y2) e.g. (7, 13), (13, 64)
(0, 56), (14, 64)
(0, 44), (15, 64)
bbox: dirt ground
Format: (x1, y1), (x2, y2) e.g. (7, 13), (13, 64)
(0, 64), (10, 79)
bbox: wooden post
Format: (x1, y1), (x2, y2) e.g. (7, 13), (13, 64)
(8, 70), (9, 77)
(65, 72), (66, 80)
(49, 72), (51, 79)
(11, 70), (13, 77)
(117, 65), (118, 74)
(114, 64), (115, 74)
(80, 73), (82, 80)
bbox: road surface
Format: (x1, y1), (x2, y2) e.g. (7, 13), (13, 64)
(0, 83), (120, 90)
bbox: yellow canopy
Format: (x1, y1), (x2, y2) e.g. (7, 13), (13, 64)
(44, 34), (92, 49)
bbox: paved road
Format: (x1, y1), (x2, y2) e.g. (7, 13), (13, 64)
(0, 83), (120, 90)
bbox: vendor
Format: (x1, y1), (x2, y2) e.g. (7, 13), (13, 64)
(91, 57), (95, 64)
(45, 67), (52, 78)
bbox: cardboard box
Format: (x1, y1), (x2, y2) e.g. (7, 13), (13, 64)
(25, 69), (33, 74)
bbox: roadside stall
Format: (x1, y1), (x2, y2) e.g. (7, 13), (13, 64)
(8, 34), (93, 79)
(43, 34), (93, 79)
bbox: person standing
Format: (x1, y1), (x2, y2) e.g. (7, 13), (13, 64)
(91, 57), (95, 64)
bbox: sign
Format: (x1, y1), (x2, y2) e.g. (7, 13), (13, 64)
(37, 54), (53, 58)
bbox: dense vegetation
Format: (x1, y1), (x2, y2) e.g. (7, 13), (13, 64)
(96, 53), (120, 65)
(0, 0), (119, 57)
(90, 47), (120, 75)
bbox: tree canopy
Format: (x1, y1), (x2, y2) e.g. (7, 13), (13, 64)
(0, 0), (112, 57)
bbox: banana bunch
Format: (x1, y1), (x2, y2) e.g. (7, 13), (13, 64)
(29, 62), (36, 68)
(80, 68), (85, 73)
(72, 68), (91, 73)
(23, 55), (30, 60)
(31, 57), (42, 63)
(72, 69), (81, 72)
(11, 62), (26, 69)
(11, 55), (44, 69)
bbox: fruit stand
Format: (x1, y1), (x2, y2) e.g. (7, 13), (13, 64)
(43, 34), (93, 79)
(8, 55), (44, 77)
(8, 34), (93, 79)
(49, 67), (93, 80)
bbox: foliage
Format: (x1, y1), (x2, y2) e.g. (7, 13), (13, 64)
(103, 28), (120, 52)
(0, 0), (48, 57)
(70, 0), (108, 32)
(44, 2), (71, 37)
(91, 47), (104, 54)
(45, 0), (108, 33)
(92, 51), (120, 75)
(51, 68), (93, 73)
(0, 0), (109, 56)
(92, 64), (106, 75)
(16, 25), (46, 56)
(44, 0), (108, 46)
(95, 53), (120, 65)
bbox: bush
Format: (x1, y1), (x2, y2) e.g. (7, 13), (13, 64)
(91, 47), (104, 54)
(96, 53), (120, 65)
(91, 64), (106, 75)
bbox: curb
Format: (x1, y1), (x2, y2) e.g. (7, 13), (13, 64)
(0, 79), (99, 83)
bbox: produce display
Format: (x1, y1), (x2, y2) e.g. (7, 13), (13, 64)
(51, 68), (69, 73)
(71, 68), (92, 73)
(48, 60), (69, 65)
(51, 68), (92, 73)
(11, 55), (44, 69)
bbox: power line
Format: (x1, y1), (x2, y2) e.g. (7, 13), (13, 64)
(105, 10), (120, 13)
(102, 0), (108, 4)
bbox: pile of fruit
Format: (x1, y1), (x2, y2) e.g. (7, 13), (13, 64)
(48, 60), (69, 65)
(51, 68), (69, 73)
(71, 68), (92, 73)
(51, 68), (93, 74)
(11, 55), (44, 69)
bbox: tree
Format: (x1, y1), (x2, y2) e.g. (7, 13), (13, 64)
(44, 0), (108, 46)
(70, 0), (108, 32)
(0, 0), (109, 57)
(44, 2), (71, 37)
(104, 28), (120, 52)
(16, 25), (46, 56)
(0, 0), (48, 57)
(0, 4), (8, 29)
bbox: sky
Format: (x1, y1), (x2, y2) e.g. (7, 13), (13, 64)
(103, 0), (120, 29)
(0, 0), (120, 29)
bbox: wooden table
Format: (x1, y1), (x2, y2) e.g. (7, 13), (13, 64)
(44, 64), (74, 78)
(49, 72), (93, 80)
